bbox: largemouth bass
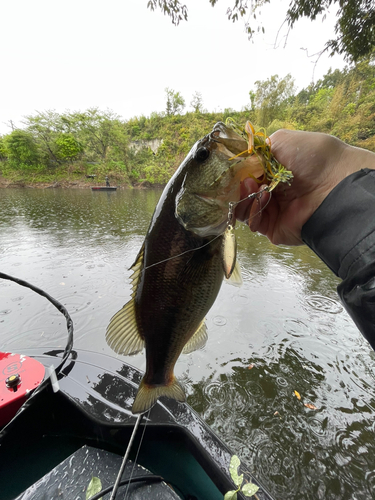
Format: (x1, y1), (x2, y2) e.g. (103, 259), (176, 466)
(106, 122), (267, 414)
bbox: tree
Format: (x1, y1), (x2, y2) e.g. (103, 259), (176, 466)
(165, 88), (186, 115)
(287, 0), (375, 62)
(253, 74), (296, 126)
(3, 130), (41, 167)
(147, 0), (187, 25)
(190, 91), (204, 113)
(0, 137), (7, 160)
(55, 134), (84, 162)
(249, 90), (256, 111)
(314, 68), (345, 92)
(66, 108), (128, 161)
(23, 110), (64, 164)
(148, 0), (375, 63)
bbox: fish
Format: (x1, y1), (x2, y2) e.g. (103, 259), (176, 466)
(106, 122), (265, 414)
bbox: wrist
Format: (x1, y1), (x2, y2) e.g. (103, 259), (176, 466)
(302, 168), (375, 278)
(327, 141), (375, 198)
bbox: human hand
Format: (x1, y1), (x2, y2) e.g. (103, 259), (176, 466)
(235, 129), (375, 245)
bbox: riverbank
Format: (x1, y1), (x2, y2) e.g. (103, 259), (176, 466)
(0, 175), (161, 189)
(0, 177), (92, 189)
(0, 176), (164, 190)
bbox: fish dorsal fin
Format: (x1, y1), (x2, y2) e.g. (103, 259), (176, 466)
(106, 245), (145, 355)
(129, 243), (145, 297)
(225, 260), (243, 287)
(182, 320), (208, 354)
(222, 226), (237, 279)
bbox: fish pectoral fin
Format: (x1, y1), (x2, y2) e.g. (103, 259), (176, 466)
(182, 321), (208, 354)
(106, 298), (144, 355)
(132, 376), (186, 414)
(222, 226), (237, 279)
(225, 260), (243, 287)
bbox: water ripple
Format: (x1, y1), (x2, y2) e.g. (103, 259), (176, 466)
(2, 188), (375, 500)
(304, 294), (343, 314)
(213, 315), (227, 326)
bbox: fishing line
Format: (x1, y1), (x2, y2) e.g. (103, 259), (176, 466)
(123, 408), (151, 500)
(143, 233), (223, 271)
(109, 412), (144, 500)
(227, 186), (271, 225)
(247, 187), (273, 221)
(143, 187), (271, 272)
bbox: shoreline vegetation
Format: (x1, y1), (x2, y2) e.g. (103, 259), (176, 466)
(1, 62), (374, 189)
(0, 175), (163, 190)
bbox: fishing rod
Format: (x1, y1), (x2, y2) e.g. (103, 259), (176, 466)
(0, 273), (154, 500)
(109, 413), (144, 500)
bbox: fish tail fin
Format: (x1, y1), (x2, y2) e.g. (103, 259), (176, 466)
(132, 376), (185, 414)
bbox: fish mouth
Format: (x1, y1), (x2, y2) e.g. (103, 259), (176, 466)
(211, 122), (240, 140)
(210, 122), (249, 157)
(212, 122), (228, 135)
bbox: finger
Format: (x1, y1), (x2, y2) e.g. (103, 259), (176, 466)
(254, 195), (279, 243)
(248, 185), (270, 232)
(235, 178), (259, 222)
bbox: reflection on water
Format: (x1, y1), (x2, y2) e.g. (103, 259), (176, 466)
(1, 188), (375, 499)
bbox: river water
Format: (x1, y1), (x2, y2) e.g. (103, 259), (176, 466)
(1, 188), (374, 499)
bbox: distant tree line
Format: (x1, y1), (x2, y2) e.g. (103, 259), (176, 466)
(0, 58), (374, 186)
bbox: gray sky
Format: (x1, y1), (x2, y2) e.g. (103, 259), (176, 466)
(0, 0), (346, 135)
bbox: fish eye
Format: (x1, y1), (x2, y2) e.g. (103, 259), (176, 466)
(195, 147), (210, 162)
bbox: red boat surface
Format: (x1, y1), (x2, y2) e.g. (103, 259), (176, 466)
(0, 352), (45, 427)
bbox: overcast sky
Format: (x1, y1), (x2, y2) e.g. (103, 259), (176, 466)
(0, 0), (347, 135)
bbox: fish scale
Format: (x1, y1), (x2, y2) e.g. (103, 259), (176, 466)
(106, 122), (250, 414)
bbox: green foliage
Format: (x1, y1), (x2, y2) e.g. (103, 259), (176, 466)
(150, 1), (375, 62)
(55, 134), (84, 161)
(224, 455), (259, 499)
(1, 59), (374, 187)
(165, 88), (186, 115)
(190, 91), (204, 113)
(147, 0), (187, 25)
(0, 137), (8, 160)
(3, 130), (41, 167)
(287, 0), (375, 62)
(86, 476), (102, 500)
(254, 74), (296, 127)
(23, 110), (64, 164)
(66, 108), (129, 161)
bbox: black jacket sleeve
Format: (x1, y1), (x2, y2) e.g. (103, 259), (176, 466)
(301, 168), (375, 351)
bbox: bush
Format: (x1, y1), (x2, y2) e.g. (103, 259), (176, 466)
(3, 129), (42, 167)
(55, 134), (84, 162)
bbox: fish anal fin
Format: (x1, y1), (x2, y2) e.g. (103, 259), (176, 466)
(225, 260), (243, 287)
(182, 320), (208, 354)
(132, 376), (185, 414)
(106, 298), (144, 355)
